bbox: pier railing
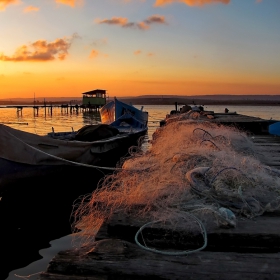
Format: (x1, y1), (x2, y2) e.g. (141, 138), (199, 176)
(0, 103), (102, 116)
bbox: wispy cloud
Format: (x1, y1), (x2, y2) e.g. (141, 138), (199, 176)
(144, 15), (166, 24)
(0, 0), (20, 11)
(91, 38), (108, 47)
(154, 0), (230, 7)
(89, 49), (108, 59)
(0, 37), (73, 62)
(89, 49), (99, 58)
(96, 15), (167, 30)
(23, 5), (39, 13)
(0, 0), (84, 11)
(134, 50), (142, 55)
(55, 0), (84, 7)
(134, 50), (155, 57)
(96, 17), (128, 26)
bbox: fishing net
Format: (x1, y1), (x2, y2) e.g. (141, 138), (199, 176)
(71, 118), (280, 254)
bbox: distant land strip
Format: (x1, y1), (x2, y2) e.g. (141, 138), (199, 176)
(1, 95), (280, 106)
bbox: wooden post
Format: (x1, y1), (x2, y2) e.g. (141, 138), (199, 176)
(44, 98), (46, 116)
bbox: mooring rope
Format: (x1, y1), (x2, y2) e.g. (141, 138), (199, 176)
(134, 213), (207, 255)
(6, 127), (150, 172)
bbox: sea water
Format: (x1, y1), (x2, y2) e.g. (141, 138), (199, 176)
(1, 104), (279, 138)
(2, 104), (280, 280)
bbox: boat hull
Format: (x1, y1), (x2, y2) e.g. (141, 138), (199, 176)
(0, 125), (147, 196)
(269, 121), (280, 136)
(100, 98), (148, 127)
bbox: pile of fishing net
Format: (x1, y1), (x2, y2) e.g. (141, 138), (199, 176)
(71, 120), (280, 254)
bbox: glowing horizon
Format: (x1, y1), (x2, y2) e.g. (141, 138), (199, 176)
(0, 0), (279, 98)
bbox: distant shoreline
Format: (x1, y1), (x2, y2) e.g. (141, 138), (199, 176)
(0, 96), (280, 106)
(120, 98), (280, 106)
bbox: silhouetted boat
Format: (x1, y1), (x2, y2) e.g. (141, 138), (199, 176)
(0, 99), (148, 196)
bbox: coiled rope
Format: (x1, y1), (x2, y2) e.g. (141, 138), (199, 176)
(134, 213), (207, 255)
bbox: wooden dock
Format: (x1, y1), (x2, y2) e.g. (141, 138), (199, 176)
(39, 112), (280, 280)
(40, 213), (280, 280)
(0, 104), (101, 116)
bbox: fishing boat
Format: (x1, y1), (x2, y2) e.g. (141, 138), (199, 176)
(48, 97), (149, 155)
(49, 97), (148, 140)
(0, 99), (148, 196)
(268, 121), (280, 136)
(100, 97), (148, 129)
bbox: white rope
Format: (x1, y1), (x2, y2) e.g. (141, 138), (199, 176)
(5, 127), (148, 172)
(134, 213), (207, 255)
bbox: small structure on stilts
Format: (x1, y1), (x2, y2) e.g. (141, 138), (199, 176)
(81, 89), (107, 112)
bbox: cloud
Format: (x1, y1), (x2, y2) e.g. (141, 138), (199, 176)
(144, 15), (166, 24)
(96, 15), (167, 30)
(134, 50), (155, 57)
(154, 0), (230, 7)
(89, 49), (108, 59)
(55, 0), (84, 7)
(0, 0), (20, 11)
(23, 5), (39, 13)
(96, 17), (128, 26)
(89, 49), (99, 58)
(134, 50), (142, 55)
(91, 38), (108, 47)
(0, 37), (72, 62)
(0, 0), (84, 10)
(255, 0), (262, 3)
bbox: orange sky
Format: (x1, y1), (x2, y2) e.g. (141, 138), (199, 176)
(0, 0), (279, 98)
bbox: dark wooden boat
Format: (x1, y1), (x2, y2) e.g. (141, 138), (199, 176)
(0, 99), (148, 196)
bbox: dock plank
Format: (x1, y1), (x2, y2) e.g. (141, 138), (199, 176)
(249, 135), (280, 169)
(39, 211), (280, 279)
(95, 212), (280, 252)
(39, 115), (280, 280)
(40, 239), (280, 280)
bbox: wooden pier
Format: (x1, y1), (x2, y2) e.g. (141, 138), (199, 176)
(0, 103), (101, 116)
(39, 112), (280, 280)
(40, 213), (280, 280)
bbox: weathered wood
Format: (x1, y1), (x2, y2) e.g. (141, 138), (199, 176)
(249, 135), (280, 169)
(39, 274), (102, 280)
(40, 239), (280, 280)
(94, 212), (280, 253)
(39, 115), (280, 280)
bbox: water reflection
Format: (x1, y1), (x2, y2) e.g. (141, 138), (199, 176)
(0, 168), (105, 280)
(82, 111), (101, 126)
(0, 105), (165, 279)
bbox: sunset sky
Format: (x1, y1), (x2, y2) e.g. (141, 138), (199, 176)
(0, 0), (279, 99)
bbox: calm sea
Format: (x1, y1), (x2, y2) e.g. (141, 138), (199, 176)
(2, 104), (280, 280)
(1, 104), (279, 139)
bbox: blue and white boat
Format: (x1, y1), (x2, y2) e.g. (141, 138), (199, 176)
(100, 97), (148, 130)
(269, 121), (280, 136)
(99, 97), (148, 143)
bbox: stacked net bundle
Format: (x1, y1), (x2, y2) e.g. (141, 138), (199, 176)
(71, 120), (280, 253)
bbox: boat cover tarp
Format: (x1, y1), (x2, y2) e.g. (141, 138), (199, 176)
(75, 124), (119, 141)
(0, 124), (119, 166)
(269, 121), (280, 136)
(100, 100), (115, 124)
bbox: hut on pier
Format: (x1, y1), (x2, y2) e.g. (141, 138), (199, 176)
(81, 89), (107, 111)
